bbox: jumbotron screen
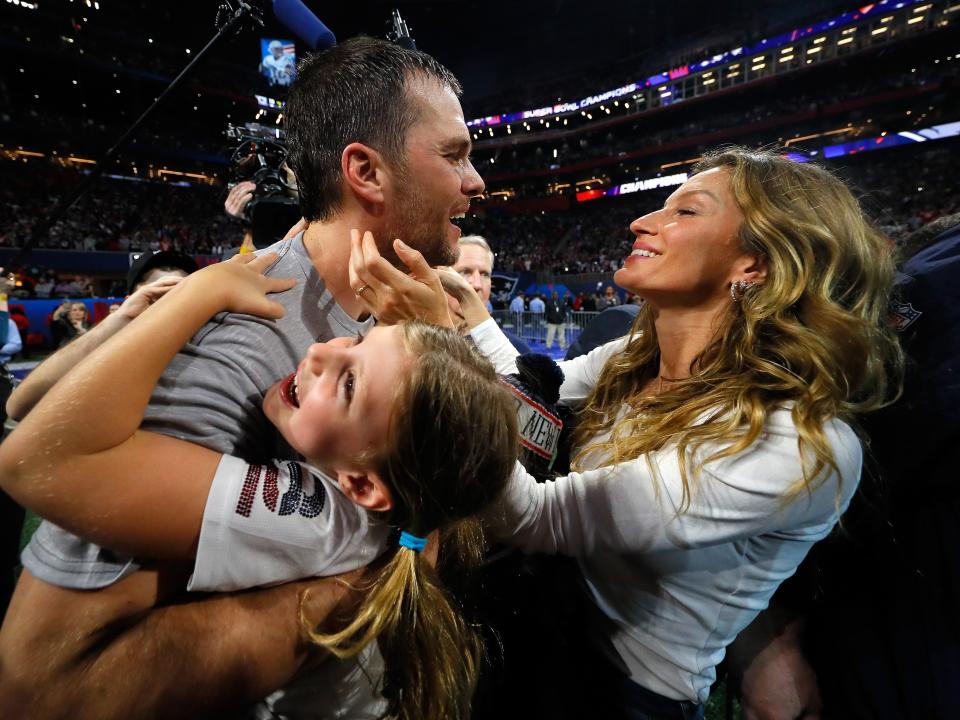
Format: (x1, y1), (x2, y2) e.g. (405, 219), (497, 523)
(259, 38), (296, 88)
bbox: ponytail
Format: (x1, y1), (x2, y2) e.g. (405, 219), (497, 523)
(301, 538), (482, 720)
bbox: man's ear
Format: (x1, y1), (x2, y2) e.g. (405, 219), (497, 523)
(335, 469), (393, 512)
(341, 142), (389, 209)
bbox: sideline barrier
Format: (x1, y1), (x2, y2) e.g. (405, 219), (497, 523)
(492, 310), (599, 349)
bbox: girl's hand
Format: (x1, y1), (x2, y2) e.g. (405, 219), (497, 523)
(185, 253), (296, 319)
(348, 229), (453, 327)
(116, 276), (184, 321)
(282, 217), (309, 242)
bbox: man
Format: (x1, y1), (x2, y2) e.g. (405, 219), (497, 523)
(527, 293), (545, 343)
(0, 37), (483, 718)
(599, 285), (620, 309)
(508, 290), (526, 338)
(544, 290), (566, 350)
(126, 249), (198, 293)
(451, 234), (529, 352)
(453, 234), (494, 312)
(528, 293), (545, 315)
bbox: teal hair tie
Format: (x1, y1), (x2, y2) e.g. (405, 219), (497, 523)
(398, 531), (428, 552)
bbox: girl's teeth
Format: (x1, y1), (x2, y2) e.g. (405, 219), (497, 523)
(631, 249), (660, 257)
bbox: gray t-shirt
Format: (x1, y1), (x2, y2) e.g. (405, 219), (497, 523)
(22, 233), (375, 589)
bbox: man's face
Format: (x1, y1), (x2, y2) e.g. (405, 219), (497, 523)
(380, 78), (485, 267)
(452, 244), (492, 303)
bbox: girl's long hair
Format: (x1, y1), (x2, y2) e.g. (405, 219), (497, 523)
(573, 147), (903, 508)
(301, 321), (519, 720)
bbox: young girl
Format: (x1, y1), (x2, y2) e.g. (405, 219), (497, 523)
(0, 253), (519, 720)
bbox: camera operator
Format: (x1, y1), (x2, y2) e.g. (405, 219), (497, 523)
(224, 180), (258, 255)
(225, 126), (302, 252)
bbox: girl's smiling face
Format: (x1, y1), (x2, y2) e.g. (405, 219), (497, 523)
(262, 325), (411, 473)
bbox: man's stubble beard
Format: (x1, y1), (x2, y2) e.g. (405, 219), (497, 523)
(382, 169), (459, 269)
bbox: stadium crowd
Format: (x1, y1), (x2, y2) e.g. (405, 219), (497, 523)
(0, 140), (955, 294)
(0, 167), (238, 258)
(474, 59), (959, 178)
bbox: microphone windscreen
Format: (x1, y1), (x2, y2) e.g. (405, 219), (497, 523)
(272, 0), (336, 51)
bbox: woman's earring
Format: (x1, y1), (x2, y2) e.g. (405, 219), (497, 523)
(730, 280), (758, 302)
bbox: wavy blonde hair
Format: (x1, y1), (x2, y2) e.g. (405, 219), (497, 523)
(573, 147), (903, 508)
(300, 321), (519, 720)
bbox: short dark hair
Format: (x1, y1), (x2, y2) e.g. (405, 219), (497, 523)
(285, 36), (463, 222)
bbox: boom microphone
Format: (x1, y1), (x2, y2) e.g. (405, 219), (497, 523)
(388, 8), (416, 50)
(272, 0), (336, 50)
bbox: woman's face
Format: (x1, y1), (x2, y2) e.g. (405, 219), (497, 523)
(262, 325), (412, 472)
(614, 168), (753, 310)
(69, 304), (87, 322)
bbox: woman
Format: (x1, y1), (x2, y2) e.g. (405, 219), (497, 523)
(350, 147), (902, 719)
(51, 300), (90, 346)
(0, 253), (519, 720)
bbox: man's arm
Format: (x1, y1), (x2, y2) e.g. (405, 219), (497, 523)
(0, 566), (366, 720)
(6, 276), (182, 421)
(726, 603), (822, 720)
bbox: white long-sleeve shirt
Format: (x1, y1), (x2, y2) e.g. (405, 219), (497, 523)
(471, 318), (861, 704)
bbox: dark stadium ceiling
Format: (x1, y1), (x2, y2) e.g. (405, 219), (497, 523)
(3, 0), (858, 111)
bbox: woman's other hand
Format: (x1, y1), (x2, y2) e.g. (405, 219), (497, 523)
(438, 268), (491, 330)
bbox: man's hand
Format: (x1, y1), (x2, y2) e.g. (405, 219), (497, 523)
(728, 611), (822, 720)
(225, 181), (257, 219)
(0, 567), (363, 720)
(348, 229), (453, 327)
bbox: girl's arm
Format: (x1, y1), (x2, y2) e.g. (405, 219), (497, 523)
(7, 276), (182, 421)
(0, 254), (295, 559)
